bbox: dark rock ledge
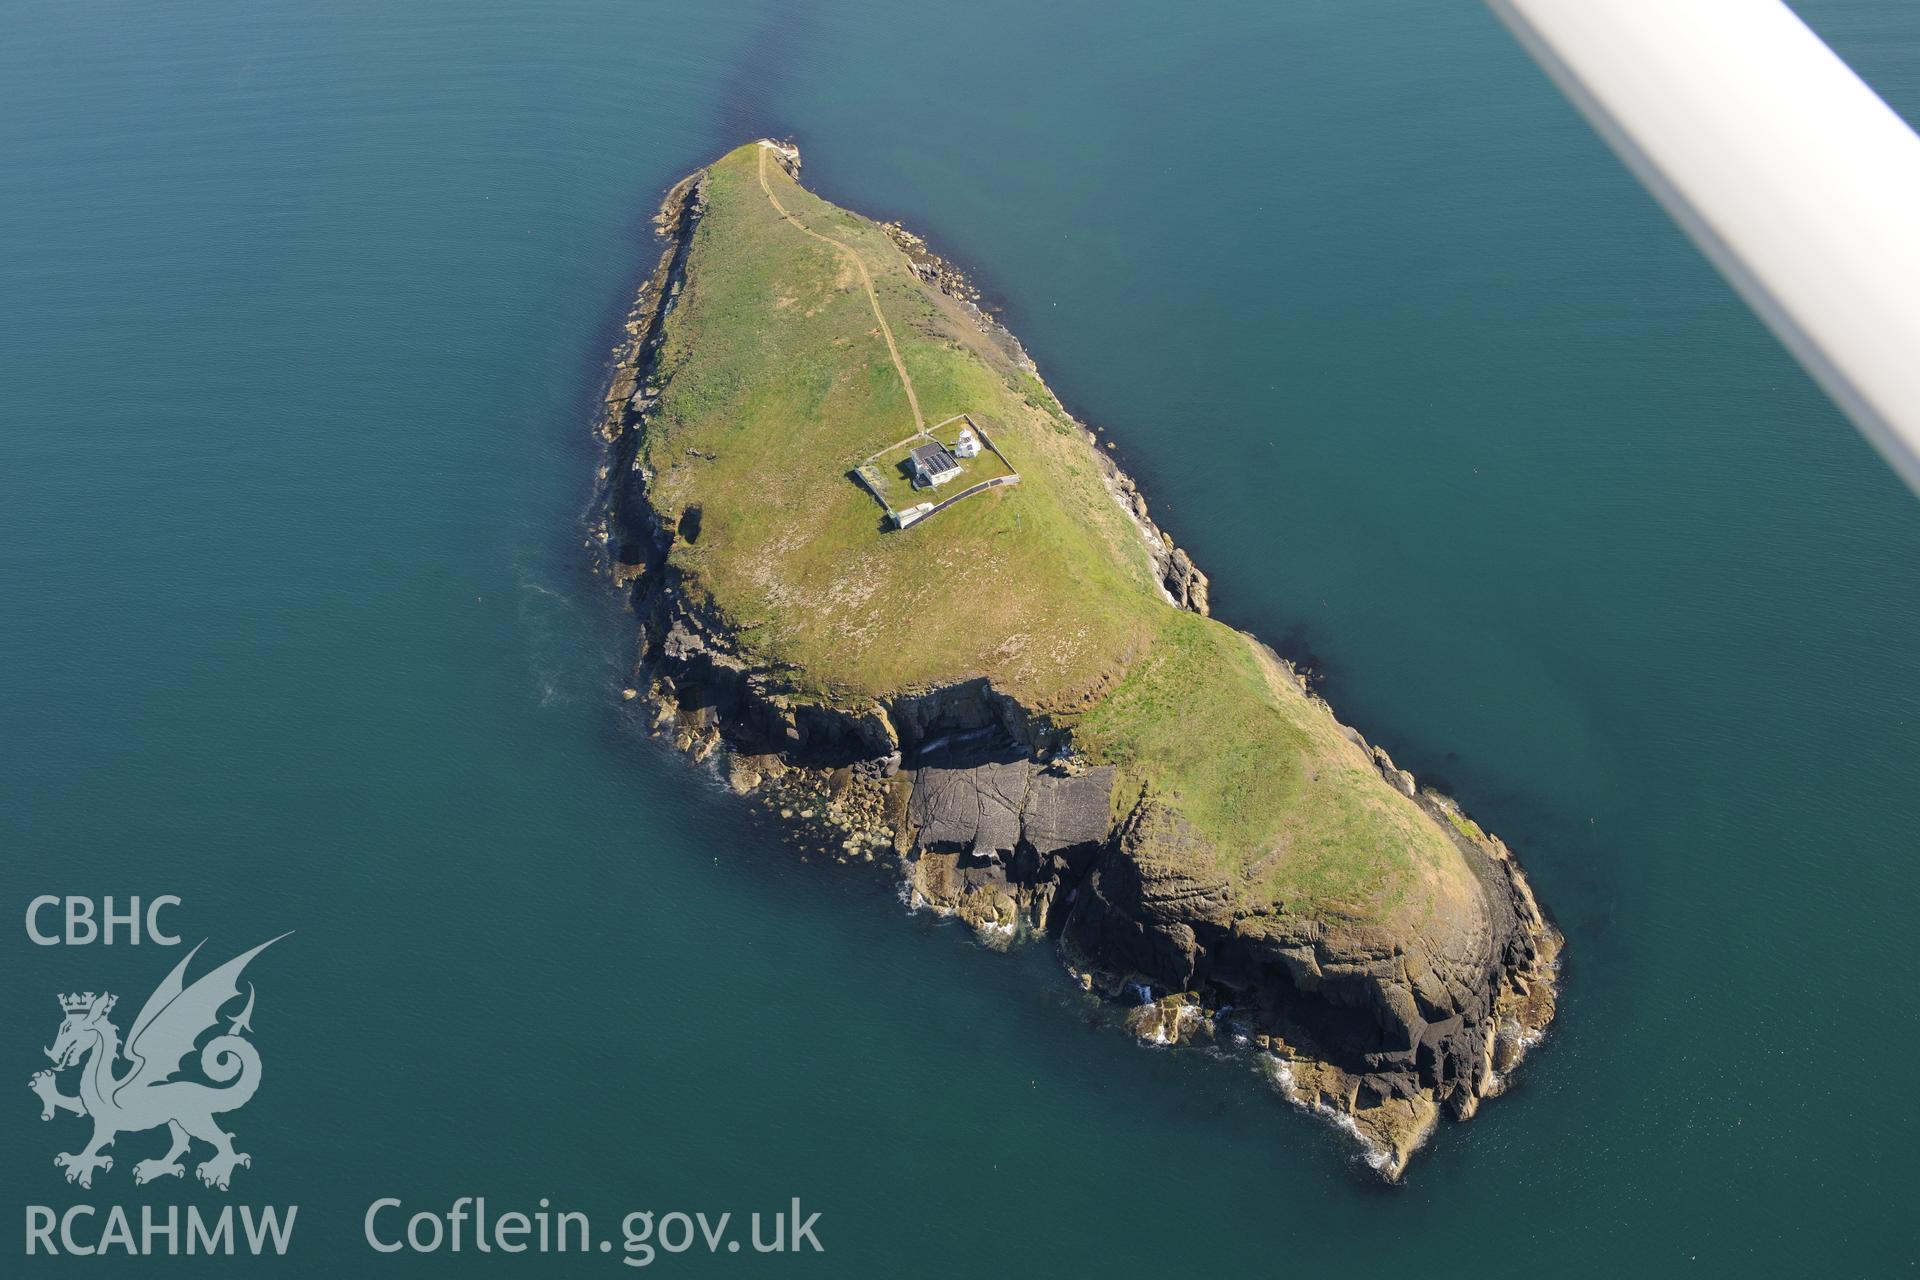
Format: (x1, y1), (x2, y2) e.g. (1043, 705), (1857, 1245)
(587, 147), (1560, 1180)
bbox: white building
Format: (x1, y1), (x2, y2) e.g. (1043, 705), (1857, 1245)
(909, 441), (962, 487)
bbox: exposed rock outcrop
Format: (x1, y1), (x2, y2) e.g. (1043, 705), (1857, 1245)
(593, 144), (1560, 1180)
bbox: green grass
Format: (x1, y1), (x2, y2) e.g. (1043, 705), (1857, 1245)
(1074, 610), (1449, 916)
(863, 434), (1016, 518)
(639, 144), (1475, 925)
(645, 146), (1154, 705)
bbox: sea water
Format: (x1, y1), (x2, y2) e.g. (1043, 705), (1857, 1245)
(3, 0), (1916, 1272)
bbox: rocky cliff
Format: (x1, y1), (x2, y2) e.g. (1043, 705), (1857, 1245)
(591, 143), (1560, 1178)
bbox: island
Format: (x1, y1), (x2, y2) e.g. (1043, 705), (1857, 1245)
(592, 140), (1560, 1178)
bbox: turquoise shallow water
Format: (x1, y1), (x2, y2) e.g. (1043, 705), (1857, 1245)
(3, 0), (1918, 1273)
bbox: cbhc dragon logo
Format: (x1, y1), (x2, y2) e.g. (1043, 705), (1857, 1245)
(28, 935), (288, 1191)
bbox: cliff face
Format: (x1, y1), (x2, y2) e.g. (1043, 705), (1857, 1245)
(592, 143), (1560, 1178)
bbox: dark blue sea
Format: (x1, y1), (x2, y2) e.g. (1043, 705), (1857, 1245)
(3, 1), (1916, 1273)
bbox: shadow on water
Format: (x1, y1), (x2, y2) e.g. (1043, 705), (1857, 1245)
(710, 1), (820, 144)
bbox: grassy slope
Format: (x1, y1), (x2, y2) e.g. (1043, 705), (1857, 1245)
(644, 145), (1472, 923)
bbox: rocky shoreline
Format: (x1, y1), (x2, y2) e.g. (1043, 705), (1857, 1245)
(590, 145), (1561, 1179)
